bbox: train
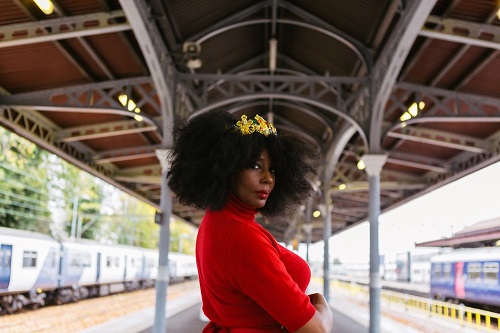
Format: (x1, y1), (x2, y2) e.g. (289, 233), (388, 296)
(0, 226), (198, 314)
(332, 247), (500, 310)
(331, 249), (443, 285)
(430, 247), (500, 309)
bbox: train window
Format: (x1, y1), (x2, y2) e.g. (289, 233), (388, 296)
(106, 256), (120, 267)
(0, 246), (12, 267)
(443, 264), (452, 279)
(81, 252), (91, 267)
(433, 263), (442, 278)
(468, 263), (482, 281)
(22, 250), (37, 268)
(484, 262), (499, 284)
(69, 252), (80, 267)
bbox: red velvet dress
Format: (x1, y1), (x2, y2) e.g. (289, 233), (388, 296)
(196, 194), (316, 332)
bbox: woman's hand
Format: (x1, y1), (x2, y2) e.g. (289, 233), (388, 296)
(294, 293), (333, 333)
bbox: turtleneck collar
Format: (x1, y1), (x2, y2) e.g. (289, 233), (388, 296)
(224, 192), (258, 221)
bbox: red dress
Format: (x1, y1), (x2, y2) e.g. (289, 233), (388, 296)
(196, 194), (316, 332)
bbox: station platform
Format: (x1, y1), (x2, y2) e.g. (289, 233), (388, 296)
(79, 279), (482, 333)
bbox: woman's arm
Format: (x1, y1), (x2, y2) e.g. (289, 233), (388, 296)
(294, 293), (333, 333)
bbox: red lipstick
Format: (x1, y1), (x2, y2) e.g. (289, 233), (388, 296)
(257, 191), (270, 199)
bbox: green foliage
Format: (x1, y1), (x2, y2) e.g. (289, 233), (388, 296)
(0, 126), (197, 255)
(0, 127), (50, 233)
(170, 218), (197, 254)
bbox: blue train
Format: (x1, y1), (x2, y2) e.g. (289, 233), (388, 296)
(0, 226), (197, 314)
(332, 247), (500, 309)
(430, 247), (500, 308)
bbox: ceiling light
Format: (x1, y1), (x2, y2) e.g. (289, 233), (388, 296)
(408, 102), (419, 117)
(186, 58), (202, 69)
(357, 159), (366, 170)
(134, 115), (143, 122)
(33, 0), (54, 15)
(400, 101), (425, 122)
(126, 99), (136, 112)
(400, 112), (411, 122)
(312, 210), (321, 218)
(118, 94), (128, 106)
(183, 42), (202, 69)
(338, 184), (347, 190)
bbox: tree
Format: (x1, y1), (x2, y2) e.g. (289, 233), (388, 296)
(0, 127), (50, 232)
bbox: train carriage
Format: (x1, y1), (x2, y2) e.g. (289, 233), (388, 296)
(0, 227), (60, 312)
(0, 226), (196, 314)
(431, 247), (500, 307)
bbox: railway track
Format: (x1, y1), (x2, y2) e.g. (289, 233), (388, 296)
(0, 280), (199, 333)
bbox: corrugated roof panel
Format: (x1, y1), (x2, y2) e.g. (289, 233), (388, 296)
(448, 0), (498, 22)
(282, 25), (359, 76)
(404, 39), (463, 85)
(168, 0), (257, 39)
(199, 25), (265, 73)
(461, 53), (500, 97)
(0, 43), (90, 93)
(84, 34), (145, 78)
(0, 1), (33, 24)
(290, 0), (387, 45)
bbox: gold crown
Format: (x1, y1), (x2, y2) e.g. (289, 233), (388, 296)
(234, 114), (277, 137)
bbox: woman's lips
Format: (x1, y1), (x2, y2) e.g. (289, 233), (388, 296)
(257, 191), (270, 199)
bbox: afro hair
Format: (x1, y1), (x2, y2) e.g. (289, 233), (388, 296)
(167, 110), (319, 217)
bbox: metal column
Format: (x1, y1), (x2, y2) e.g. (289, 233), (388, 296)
(322, 187), (332, 302)
(363, 154), (387, 333)
(154, 149), (173, 333)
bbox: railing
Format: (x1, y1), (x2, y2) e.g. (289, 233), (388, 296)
(332, 280), (500, 332)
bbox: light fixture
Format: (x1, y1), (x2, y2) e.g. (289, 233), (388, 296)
(338, 184), (347, 190)
(269, 38), (277, 72)
(33, 0), (54, 15)
(118, 94), (142, 121)
(186, 58), (202, 69)
(183, 42), (202, 69)
(357, 159), (366, 170)
(400, 101), (425, 122)
(497, 8), (500, 20)
(312, 210), (321, 218)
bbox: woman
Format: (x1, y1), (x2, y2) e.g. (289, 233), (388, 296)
(167, 110), (333, 332)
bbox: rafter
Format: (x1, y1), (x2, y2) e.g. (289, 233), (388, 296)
(0, 11), (130, 48)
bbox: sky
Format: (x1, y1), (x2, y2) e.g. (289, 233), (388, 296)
(303, 160), (500, 264)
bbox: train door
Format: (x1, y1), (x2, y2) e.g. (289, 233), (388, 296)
(96, 252), (101, 283)
(123, 255), (128, 280)
(0, 244), (12, 289)
(454, 261), (465, 299)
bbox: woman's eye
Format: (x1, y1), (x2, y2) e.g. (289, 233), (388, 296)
(269, 168), (275, 174)
(251, 163), (261, 169)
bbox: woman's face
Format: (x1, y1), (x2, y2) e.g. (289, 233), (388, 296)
(233, 148), (275, 209)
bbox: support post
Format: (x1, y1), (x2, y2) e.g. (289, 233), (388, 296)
(363, 154), (387, 333)
(70, 196), (78, 239)
(153, 149), (172, 333)
(322, 191), (332, 302)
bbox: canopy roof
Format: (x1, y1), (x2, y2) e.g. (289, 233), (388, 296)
(416, 217), (500, 248)
(0, 0), (499, 244)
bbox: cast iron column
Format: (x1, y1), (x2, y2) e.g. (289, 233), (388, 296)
(363, 154), (387, 333)
(153, 149), (172, 333)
